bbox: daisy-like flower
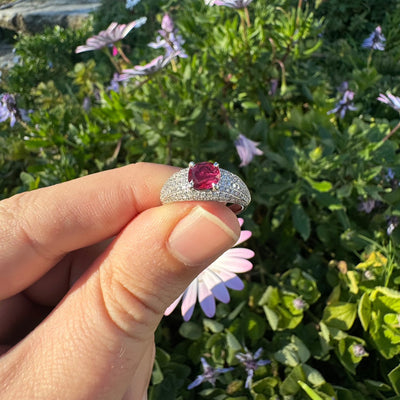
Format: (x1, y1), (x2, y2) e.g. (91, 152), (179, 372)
(235, 133), (263, 167)
(206, 0), (254, 8)
(117, 52), (179, 80)
(0, 93), (21, 127)
(75, 17), (147, 53)
(362, 26), (386, 51)
(327, 89), (357, 119)
(148, 13), (187, 58)
(187, 357), (234, 390)
(164, 218), (254, 321)
(377, 92), (400, 112)
(235, 347), (270, 389)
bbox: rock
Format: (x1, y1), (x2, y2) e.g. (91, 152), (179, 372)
(0, 42), (17, 69)
(0, 0), (101, 34)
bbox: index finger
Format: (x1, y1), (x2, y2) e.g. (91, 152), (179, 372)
(0, 163), (179, 300)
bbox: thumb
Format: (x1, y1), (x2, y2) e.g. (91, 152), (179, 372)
(0, 202), (239, 400)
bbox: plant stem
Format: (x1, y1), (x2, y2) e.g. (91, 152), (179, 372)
(117, 46), (132, 65)
(382, 120), (400, 142)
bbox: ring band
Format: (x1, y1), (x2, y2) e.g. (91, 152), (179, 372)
(160, 162), (251, 214)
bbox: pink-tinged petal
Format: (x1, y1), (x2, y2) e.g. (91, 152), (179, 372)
(198, 281), (216, 317)
(106, 22), (118, 32)
(235, 230), (252, 245)
(226, 247), (255, 259)
(238, 218), (244, 227)
(214, 256), (253, 273)
(75, 45), (92, 53)
(181, 281), (198, 320)
(161, 13), (174, 33)
(164, 293), (183, 316)
(203, 270), (230, 303)
(121, 20), (139, 37)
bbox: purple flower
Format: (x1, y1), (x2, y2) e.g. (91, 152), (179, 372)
(358, 199), (377, 214)
(188, 357), (234, 390)
(327, 89), (357, 119)
(161, 13), (174, 33)
(293, 297), (307, 310)
(126, 0), (141, 10)
(235, 347), (270, 389)
(362, 26), (386, 51)
(0, 93), (21, 127)
(387, 216), (399, 235)
(352, 344), (368, 358)
(377, 92), (400, 112)
(75, 18), (147, 53)
(206, 0), (254, 8)
(235, 133), (263, 167)
(118, 53), (178, 79)
(165, 218), (254, 321)
(148, 13), (187, 58)
(107, 73), (121, 93)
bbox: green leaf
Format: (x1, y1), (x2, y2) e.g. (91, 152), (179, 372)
(291, 204), (311, 240)
(388, 364), (400, 395)
(179, 322), (202, 340)
(226, 331), (242, 352)
(247, 313), (267, 341)
(358, 292), (371, 331)
(151, 359), (164, 385)
(274, 336), (310, 367)
(298, 381), (324, 400)
(305, 177), (332, 192)
(280, 365), (305, 395)
(302, 364), (326, 387)
(322, 302), (357, 330)
(242, 101), (259, 109)
(203, 319), (224, 333)
(263, 305), (279, 331)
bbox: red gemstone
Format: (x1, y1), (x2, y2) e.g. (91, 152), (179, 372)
(188, 162), (221, 190)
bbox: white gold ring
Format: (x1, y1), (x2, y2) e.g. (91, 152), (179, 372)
(160, 161), (251, 214)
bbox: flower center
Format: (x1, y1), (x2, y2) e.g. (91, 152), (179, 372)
(188, 162), (220, 190)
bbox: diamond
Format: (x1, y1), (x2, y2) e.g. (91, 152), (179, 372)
(188, 162), (221, 190)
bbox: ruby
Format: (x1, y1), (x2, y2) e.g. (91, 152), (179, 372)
(188, 162), (220, 190)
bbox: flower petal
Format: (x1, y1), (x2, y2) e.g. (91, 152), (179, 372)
(216, 269), (245, 290)
(203, 270), (231, 303)
(235, 230), (252, 245)
(181, 281), (198, 321)
(164, 293), (183, 316)
(198, 281), (216, 317)
(212, 256), (253, 273)
(226, 247), (255, 259)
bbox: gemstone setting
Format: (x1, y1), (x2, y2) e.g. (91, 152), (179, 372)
(188, 162), (221, 190)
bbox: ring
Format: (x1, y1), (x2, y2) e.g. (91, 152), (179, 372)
(160, 161), (251, 214)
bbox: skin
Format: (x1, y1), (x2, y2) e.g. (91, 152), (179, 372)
(0, 162), (240, 400)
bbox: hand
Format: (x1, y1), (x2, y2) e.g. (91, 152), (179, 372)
(0, 163), (240, 400)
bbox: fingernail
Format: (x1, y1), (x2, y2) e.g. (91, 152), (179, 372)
(168, 206), (239, 266)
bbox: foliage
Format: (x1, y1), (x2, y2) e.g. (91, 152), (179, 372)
(1, 0), (400, 398)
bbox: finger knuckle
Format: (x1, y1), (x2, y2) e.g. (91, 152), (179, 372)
(99, 264), (163, 341)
